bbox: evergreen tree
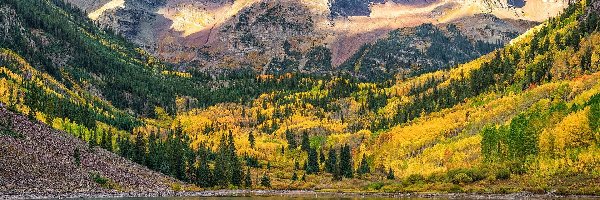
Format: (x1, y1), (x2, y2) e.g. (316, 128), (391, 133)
(260, 174), (271, 188)
(306, 147), (319, 174)
(215, 134), (230, 186)
(301, 132), (310, 152)
(248, 131), (255, 149)
(325, 148), (337, 173)
(146, 131), (159, 170)
(339, 145), (354, 178)
(319, 149), (325, 165)
(303, 160), (307, 170)
(244, 168), (252, 188)
(386, 168), (395, 180)
(291, 171), (298, 181)
(285, 129), (297, 150)
(357, 153), (370, 176)
(228, 131), (243, 186)
(169, 128), (187, 181)
(301, 173), (306, 182)
(133, 132), (146, 164)
(196, 144), (214, 187)
(332, 163), (342, 181)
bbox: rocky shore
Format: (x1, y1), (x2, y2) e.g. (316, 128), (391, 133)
(2, 190), (600, 199)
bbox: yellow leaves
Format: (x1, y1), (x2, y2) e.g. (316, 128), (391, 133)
(371, 73), (600, 179)
(326, 132), (365, 149)
(539, 108), (593, 156)
(34, 111), (47, 124)
(575, 147), (600, 173)
(400, 135), (482, 177)
(536, 146), (600, 176)
(277, 113), (346, 137)
(175, 113), (211, 135)
(161, 70), (192, 78)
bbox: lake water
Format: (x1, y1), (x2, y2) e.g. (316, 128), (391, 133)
(95, 198), (414, 200)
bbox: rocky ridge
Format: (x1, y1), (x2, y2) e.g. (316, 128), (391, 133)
(63, 0), (568, 77)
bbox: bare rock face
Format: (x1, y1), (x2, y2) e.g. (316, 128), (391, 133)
(64, 0), (112, 13)
(67, 0), (569, 77)
(0, 108), (181, 195)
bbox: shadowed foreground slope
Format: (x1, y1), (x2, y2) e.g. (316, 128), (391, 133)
(0, 108), (180, 196)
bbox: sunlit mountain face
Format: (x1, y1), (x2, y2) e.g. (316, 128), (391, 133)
(67, 0), (567, 77)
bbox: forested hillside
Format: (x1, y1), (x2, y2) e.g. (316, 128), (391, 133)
(2, 0), (600, 196)
(341, 23), (504, 80)
(143, 0), (600, 193)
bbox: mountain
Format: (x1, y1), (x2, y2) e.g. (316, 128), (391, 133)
(3, 0), (600, 196)
(64, 0), (567, 77)
(340, 14), (536, 79)
(135, 0), (600, 193)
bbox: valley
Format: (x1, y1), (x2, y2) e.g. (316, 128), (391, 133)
(1, 0), (600, 198)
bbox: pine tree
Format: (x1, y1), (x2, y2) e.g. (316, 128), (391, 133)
(306, 147), (319, 174)
(228, 131), (243, 186)
(301, 173), (306, 182)
(285, 129), (297, 150)
(387, 168), (395, 180)
(301, 132), (310, 152)
(291, 171), (298, 181)
(319, 149), (325, 165)
(325, 148), (337, 173)
(248, 131), (255, 149)
(196, 144), (214, 187)
(358, 153), (369, 176)
(332, 163), (342, 181)
(260, 174), (271, 188)
(146, 131), (159, 170)
(133, 132), (146, 164)
(339, 145), (354, 178)
(184, 135), (196, 183)
(170, 128), (187, 181)
(244, 168), (252, 188)
(215, 134), (230, 187)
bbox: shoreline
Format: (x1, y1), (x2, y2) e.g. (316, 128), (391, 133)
(3, 190), (600, 199)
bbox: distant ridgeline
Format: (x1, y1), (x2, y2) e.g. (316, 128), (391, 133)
(340, 23), (505, 80)
(3, 0), (600, 194)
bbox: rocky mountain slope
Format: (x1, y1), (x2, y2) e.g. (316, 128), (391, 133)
(0, 107), (180, 196)
(341, 14), (537, 79)
(64, 0), (568, 77)
(2, 0), (600, 196)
